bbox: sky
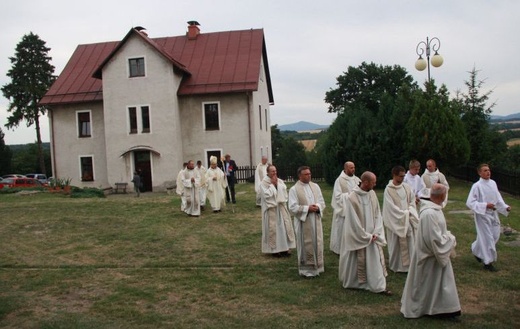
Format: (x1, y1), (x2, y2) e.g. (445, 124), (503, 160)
(1, 0), (519, 145)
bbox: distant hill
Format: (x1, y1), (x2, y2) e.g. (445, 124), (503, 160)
(490, 112), (520, 121)
(278, 121), (329, 132)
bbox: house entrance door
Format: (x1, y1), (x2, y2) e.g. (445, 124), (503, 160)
(134, 151), (152, 192)
(206, 150), (222, 168)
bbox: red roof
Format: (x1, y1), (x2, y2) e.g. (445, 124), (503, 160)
(40, 27), (274, 105)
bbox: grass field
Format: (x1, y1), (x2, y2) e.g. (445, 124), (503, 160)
(0, 178), (519, 328)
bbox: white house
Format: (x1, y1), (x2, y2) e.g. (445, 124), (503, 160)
(40, 22), (274, 191)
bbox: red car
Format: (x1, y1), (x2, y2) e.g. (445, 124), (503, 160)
(0, 177), (44, 189)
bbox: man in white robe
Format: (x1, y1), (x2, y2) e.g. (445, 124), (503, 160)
(403, 159), (425, 205)
(176, 162), (187, 211)
(206, 156), (227, 212)
(182, 160), (201, 217)
(255, 156), (269, 207)
(339, 171), (391, 295)
(288, 166), (326, 277)
(383, 165), (419, 273)
(466, 164), (511, 271)
(330, 161), (361, 254)
(422, 159), (449, 207)
(401, 183), (461, 320)
(261, 164), (296, 256)
(196, 160), (208, 210)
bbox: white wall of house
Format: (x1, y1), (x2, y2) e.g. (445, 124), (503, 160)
(49, 102), (108, 188)
(179, 93), (251, 167)
(101, 34), (184, 190)
(251, 55), (273, 163)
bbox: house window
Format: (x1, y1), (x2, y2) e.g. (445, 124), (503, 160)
(204, 102), (220, 131)
(77, 111), (91, 137)
(80, 156), (94, 181)
(129, 57), (145, 77)
(129, 107), (138, 134)
(141, 106), (150, 133)
(259, 105), (262, 130)
(128, 105), (151, 134)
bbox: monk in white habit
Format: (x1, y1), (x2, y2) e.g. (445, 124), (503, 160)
(182, 160), (201, 217)
(422, 159), (449, 207)
(403, 159), (425, 205)
(330, 161), (361, 254)
(288, 166), (326, 277)
(383, 165), (419, 273)
(260, 164), (296, 256)
(339, 171), (391, 295)
(196, 160), (208, 210)
(176, 162), (187, 211)
(401, 184), (461, 320)
(205, 156), (227, 213)
(255, 156), (269, 206)
(466, 164), (511, 272)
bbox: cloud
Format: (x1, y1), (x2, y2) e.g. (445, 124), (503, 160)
(1, 0), (519, 144)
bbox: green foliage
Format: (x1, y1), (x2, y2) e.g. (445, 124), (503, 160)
(1, 32), (56, 174)
(0, 128), (13, 175)
(324, 61), (416, 114)
(270, 124), (283, 161)
(70, 187), (106, 198)
(405, 81), (470, 168)
(274, 136), (307, 171)
(7, 142), (51, 176)
(271, 125), (308, 179)
(319, 62), (419, 185)
(501, 145), (520, 172)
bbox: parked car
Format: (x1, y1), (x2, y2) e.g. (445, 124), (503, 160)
(2, 174), (26, 179)
(0, 177), (43, 189)
(25, 173), (49, 185)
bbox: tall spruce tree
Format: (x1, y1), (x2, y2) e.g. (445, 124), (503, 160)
(1, 32), (55, 174)
(456, 67), (507, 166)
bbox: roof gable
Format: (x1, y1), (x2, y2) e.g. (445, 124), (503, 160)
(40, 27), (273, 106)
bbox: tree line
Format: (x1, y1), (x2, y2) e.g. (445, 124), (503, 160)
(272, 62), (520, 185)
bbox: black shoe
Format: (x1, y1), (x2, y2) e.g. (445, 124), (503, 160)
(483, 264), (498, 272)
(232, 200), (236, 204)
(474, 255), (482, 263)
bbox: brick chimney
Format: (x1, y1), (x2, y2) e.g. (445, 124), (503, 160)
(187, 21), (200, 40)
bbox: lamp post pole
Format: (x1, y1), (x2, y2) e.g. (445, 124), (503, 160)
(415, 37), (443, 82)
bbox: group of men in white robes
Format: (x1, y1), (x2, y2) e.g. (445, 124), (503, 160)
(175, 158), (227, 216)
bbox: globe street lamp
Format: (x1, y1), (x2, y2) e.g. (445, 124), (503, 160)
(415, 37), (443, 81)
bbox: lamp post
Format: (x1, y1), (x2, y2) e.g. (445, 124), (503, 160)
(415, 37), (443, 81)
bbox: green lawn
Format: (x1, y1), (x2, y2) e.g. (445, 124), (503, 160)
(0, 178), (519, 328)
